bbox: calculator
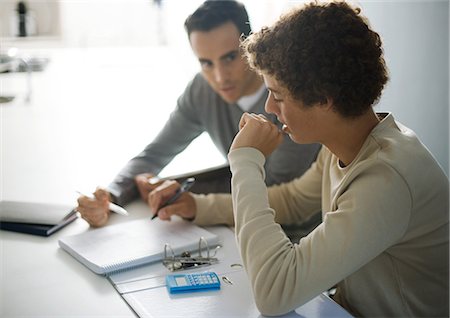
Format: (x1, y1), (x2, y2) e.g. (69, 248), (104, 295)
(166, 272), (221, 294)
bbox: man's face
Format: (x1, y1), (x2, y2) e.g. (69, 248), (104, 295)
(189, 22), (261, 104)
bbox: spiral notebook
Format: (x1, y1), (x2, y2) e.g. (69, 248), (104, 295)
(58, 217), (220, 276)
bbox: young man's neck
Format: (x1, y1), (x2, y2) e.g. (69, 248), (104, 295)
(325, 109), (380, 167)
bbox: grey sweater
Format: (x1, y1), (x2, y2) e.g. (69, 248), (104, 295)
(108, 73), (321, 206)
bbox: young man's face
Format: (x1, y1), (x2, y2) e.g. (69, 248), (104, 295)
(189, 21), (261, 104)
(263, 74), (328, 145)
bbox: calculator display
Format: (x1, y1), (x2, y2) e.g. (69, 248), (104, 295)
(175, 277), (188, 286)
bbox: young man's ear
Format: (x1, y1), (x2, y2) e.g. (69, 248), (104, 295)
(318, 97), (333, 111)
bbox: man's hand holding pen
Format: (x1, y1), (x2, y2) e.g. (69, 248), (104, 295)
(134, 173), (164, 202)
(147, 178), (197, 221)
(76, 188), (112, 227)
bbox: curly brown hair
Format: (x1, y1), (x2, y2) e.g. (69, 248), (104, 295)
(242, 1), (389, 117)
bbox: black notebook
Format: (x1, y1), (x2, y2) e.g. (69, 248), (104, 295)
(0, 200), (78, 237)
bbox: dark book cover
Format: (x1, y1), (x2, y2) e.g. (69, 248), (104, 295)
(0, 201), (78, 237)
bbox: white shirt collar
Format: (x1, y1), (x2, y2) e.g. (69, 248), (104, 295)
(236, 85), (266, 112)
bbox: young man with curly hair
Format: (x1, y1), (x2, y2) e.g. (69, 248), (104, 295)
(151, 1), (449, 316)
(227, 1), (449, 317)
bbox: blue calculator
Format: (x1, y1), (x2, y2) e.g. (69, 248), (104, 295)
(166, 272), (221, 294)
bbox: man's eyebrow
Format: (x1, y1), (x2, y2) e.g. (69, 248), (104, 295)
(198, 57), (211, 64)
(267, 87), (280, 94)
(219, 50), (239, 61)
(197, 50), (239, 65)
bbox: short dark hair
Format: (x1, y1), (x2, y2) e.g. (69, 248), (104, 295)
(242, 1), (389, 118)
(185, 0), (251, 39)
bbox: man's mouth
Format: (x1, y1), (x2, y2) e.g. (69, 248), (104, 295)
(220, 86), (235, 93)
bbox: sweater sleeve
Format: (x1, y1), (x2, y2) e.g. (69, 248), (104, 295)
(192, 193), (235, 226)
(228, 147), (411, 316)
(193, 148), (325, 227)
(266, 148), (324, 225)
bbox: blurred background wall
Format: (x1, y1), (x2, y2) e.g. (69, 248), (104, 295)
(1, 0), (448, 175)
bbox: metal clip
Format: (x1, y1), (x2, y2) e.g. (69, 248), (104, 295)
(162, 236), (220, 271)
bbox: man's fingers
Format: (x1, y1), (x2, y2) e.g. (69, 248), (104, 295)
(134, 173), (155, 182)
(238, 112), (253, 130)
(158, 202), (184, 221)
(77, 195), (99, 209)
(135, 173), (163, 202)
(148, 176), (162, 185)
(77, 203), (109, 227)
(83, 212), (109, 228)
(134, 173), (161, 187)
(256, 113), (268, 121)
(94, 187), (109, 201)
(149, 180), (180, 213)
(239, 112), (271, 131)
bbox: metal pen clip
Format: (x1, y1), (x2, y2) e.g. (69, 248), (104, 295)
(162, 236), (220, 271)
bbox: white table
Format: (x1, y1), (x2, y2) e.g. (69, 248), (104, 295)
(0, 209), (136, 316)
(1, 199), (352, 317)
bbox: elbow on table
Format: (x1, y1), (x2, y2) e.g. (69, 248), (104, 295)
(253, 280), (314, 316)
(254, 291), (296, 317)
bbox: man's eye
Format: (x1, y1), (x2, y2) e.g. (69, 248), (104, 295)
(200, 61), (212, 69)
(224, 53), (237, 63)
(272, 94), (283, 103)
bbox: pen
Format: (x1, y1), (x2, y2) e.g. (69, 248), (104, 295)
(76, 191), (129, 216)
(151, 177), (196, 220)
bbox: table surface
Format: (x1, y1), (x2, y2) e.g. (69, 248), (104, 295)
(1, 200), (353, 317)
(0, 203), (145, 317)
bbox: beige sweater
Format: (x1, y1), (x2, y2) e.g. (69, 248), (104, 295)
(193, 113), (449, 317)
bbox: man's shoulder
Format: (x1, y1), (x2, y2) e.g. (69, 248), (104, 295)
(180, 73), (227, 111)
(188, 73), (214, 94)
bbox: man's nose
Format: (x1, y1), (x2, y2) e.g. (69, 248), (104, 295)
(213, 64), (228, 84)
(265, 95), (278, 115)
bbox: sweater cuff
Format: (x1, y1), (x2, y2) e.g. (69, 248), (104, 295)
(192, 194), (211, 225)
